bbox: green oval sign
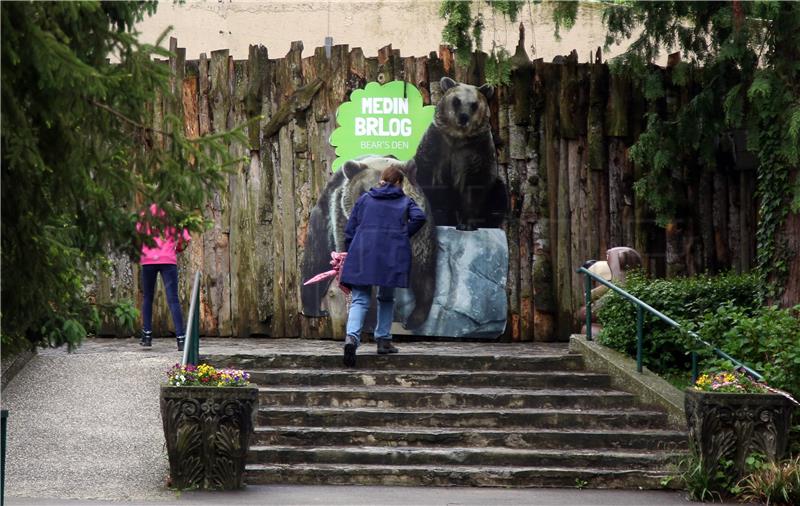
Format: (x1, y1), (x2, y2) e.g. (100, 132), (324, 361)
(329, 81), (435, 171)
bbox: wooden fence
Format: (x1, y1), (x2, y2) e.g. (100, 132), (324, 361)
(97, 37), (757, 341)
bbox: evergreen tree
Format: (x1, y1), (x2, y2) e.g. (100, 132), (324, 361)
(1, 2), (243, 355)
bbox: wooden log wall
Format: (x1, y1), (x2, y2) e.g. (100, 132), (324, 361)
(96, 38), (758, 341)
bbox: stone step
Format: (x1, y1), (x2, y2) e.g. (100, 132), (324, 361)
(248, 368), (612, 389)
(257, 386), (637, 410)
(253, 426), (688, 450)
(248, 445), (680, 469)
(208, 353), (584, 372)
(244, 463), (677, 489)
(257, 406), (669, 430)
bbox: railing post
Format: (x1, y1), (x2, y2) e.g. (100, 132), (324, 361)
(2, 409), (7, 506)
(584, 273), (593, 341)
(691, 351), (698, 384)
(636, 306), (643, 373)
(182, 271), (201, 367)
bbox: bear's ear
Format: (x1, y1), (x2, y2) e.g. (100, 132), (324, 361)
(342, 160), (366, 180)
(478, 83), (494, 101)
(440, 77), (458, 93)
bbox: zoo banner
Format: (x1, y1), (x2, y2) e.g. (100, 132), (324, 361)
(302, 79), (509, 338)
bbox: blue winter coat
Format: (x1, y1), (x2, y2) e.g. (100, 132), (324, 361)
(340, 185), (427, 288)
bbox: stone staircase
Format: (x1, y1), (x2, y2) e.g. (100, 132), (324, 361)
(209, 341), (686, 488)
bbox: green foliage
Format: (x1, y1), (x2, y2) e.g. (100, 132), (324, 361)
(442, 1), (800, 300)
(737, 456), (800, 506)
(113, 300), (140, 335)
(486, 47), (512, 86)
(600, 1), (800, 301)
(440, 0), (476, 65)
(696, 303), (800, 399)
(676, 451), (734, 502)
(1, 2), (246, 355)
(597, 271), (760, 372)
(440, 0), (545, 73)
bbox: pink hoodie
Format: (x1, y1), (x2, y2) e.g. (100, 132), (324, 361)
(137, 204), (191, 265)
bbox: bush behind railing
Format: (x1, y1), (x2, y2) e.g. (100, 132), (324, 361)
(597, 270), (761, 373)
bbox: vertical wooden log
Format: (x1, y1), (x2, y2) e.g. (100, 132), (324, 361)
(439, 45), (455, 78)
(556, 137), (573, 339)
(529, 63), (554, 341)
(739, 169), (755, 271)
(195, 53), (213, 332)
(532, 61), (559, 340)
(510, 27), (533, 127)
(231, 46), (271, 337)
(605, 70), (630, 137)
(415, 56), (430, 105)
(427, 51), (445, 104)
(310, 47), (330, 123)
(780, 171), (800, 307)
(348, 47), (367, 99)
(558, 51), (586, 139)
(588, 49), (608, 255)
(181, 71), (206, 336)
(728, 170), (742, 272)
(699, 169), (715, 272)
(377, 44), (394, 85)
(712, 170), (730, 267)
(204, 49), (232, 336)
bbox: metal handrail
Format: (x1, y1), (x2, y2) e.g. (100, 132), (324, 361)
(181, 271), (201, 367)
(576, 266), (764, 382)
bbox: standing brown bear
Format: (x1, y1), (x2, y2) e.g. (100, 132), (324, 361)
(411, 77), (507, 230)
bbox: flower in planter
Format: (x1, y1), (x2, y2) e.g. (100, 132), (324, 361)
(692, 370), (768, 393)
(166, 363), (250, 387)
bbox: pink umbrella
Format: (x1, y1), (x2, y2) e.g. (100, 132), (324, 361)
(303, 252), (350, 295)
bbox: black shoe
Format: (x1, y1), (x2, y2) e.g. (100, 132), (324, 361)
(139, 330), (152, 347)
(376, 339), (399, 355)
(176, 335), (185, 352)
(343, 337), (357, 368)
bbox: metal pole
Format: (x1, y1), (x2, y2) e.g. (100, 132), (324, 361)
(636, 306), (643, 373)
(182, 271), (201, 366)
(2, 409), (8, 506)
(584, 273), (593, 341)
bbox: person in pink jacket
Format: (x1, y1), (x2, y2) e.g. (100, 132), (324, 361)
(136, 204), (191, 350)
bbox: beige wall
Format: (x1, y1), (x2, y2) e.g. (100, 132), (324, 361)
(137, 0), (629, 62)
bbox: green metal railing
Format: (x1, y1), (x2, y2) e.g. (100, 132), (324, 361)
(181, 271), (201, 367)
(2, 409), (7, 506)
(577, 266), (764, 383)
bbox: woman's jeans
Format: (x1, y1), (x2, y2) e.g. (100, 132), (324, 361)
(141, 264), (185, 336)
(346, 285), (395, 347)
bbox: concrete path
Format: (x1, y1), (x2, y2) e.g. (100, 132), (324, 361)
(2, 337), (751, 505)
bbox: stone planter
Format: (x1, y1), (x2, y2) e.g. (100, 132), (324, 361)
(160, 385), (258, 490)
(684, 388), (794, 481)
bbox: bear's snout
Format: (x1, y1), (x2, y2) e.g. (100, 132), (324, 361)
(458, 113), (470, 126)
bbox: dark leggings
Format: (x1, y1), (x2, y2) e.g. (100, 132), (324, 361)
(141, 264), (185, 336)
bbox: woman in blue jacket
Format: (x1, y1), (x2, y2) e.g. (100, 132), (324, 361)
(340, 166), (427, 367)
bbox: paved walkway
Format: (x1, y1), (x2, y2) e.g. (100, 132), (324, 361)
(2, 337), (751, 505)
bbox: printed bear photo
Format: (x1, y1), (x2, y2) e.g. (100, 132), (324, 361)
(300, 155), (437, 330)
(411, 77), (508, 230)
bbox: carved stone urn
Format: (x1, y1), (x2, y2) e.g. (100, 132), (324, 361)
(160, 385), (259, 490)
(684, 389), (794, 481)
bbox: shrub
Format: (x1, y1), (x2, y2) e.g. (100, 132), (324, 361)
(696, 303), (800, 400)
(674, 450), (736, 502)
(737, 456), (800, 506)
(597, 271), (760, 372)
